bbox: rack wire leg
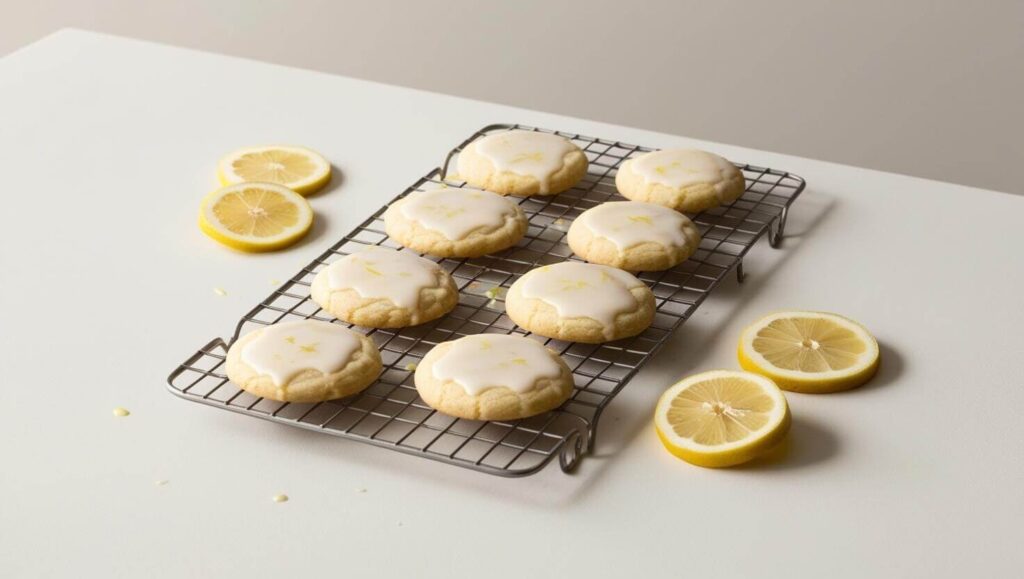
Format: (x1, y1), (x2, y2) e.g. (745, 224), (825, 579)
(768, 207), (790, 248)
(584, 407), (605, 453)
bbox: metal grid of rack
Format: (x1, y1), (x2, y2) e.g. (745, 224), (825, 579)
(167, 123), (806, 477)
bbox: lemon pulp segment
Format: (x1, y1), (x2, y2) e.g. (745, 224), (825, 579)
(211, 186), (301, 237)
(753, 316), (866, 372)
(666, 375), (775, 445)
(218, 145), (331, 195)
(231, 150), (316, 184)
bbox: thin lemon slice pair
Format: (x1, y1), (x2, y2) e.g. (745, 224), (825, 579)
(199, 183), (313, 252)
(218, 145), (331, 196)
(655, 370), (790, 468)
(739, 311), (879, 393)
(655, 311), (878, 467)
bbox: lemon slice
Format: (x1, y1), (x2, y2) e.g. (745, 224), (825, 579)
(655, 370), (790, 468)
(218, 145), (331, 195)
(738, 311), (879, 393)
(198, 183), (313, 252)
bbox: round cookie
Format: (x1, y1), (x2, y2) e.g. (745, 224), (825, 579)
(384, 187), (527, 257)
(615, 149), (745, 213)
(311, 247), (458, 328)
(226, 319), (381, 403)
(414, 334), (574, 421)
(567, 201), (702, 271)
(456, 130), (588, 196)
(505, 262), (655, 343)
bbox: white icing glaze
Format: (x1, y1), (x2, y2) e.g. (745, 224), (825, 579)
(517, 262), (644, 337)
(324, 248), (441, 309)
(398, 187), (518, 240)
(631, 149), (735, 193)
(471, 130), (578, 193)
(431, 334), (562, 395)
(241, 320), (362, 387)
(575, 201), (696, 250)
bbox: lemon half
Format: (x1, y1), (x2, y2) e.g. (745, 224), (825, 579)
(198, 182), (313, 252)
(218, 145), (331, 195)
(655, 370), (790, 468)
(738, 311), (879, 393)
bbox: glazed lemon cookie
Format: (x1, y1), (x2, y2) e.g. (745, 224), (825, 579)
(384, 187), (527, 257)
(311, 248), (458, 328)
(457, 130), (588, 196)
(567, 201), (702, 271)
(226, 319), (381, 402)
(616, 149), (745, 213)
(505, 262), (655, 343)
(415, 334), (574, 420)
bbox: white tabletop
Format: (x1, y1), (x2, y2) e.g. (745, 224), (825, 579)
(2, 29), (1021, 578)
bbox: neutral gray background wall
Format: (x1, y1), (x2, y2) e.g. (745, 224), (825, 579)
(3, 0), (1022, 194)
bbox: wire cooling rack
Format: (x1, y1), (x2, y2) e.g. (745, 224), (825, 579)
(167, 123), (806, 477)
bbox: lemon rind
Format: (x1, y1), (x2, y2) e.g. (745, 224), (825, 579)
(654, 370), (791, 468)
(737, 311), (880, 394)
(198, 182), (313, 252)
(217, 145), (331, 196)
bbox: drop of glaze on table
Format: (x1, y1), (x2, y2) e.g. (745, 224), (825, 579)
(469, 130), (577, 193)
(397, 187), (518, 240)
(213, 287), (227, 297)
(575, 201), (697, 250)
(272, 494), (289, 503)
(432, 334), (562, 395)
(112, 407), (130, 417)
(631, 149), (735, 192)
(324, 248), (440, 310)
(241, 320), (361, 387)
(518, 262), (644, 339)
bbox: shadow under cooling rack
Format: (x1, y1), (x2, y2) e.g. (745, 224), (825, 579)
(167, 123), (806, 477)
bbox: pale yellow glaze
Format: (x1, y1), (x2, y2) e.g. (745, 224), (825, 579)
(519, 262), (645, 335)
(399, 187), (519, 240)
(632, 149), (735, 193)
(240, 320), (361, 387)
(431, 334), (562, 395)
(324, 248), (441, 310)
(576, 201), (693, 250)
(473, 130), (577, 193)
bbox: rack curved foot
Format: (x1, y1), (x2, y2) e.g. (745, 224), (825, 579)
(559, 427), (588, 473)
